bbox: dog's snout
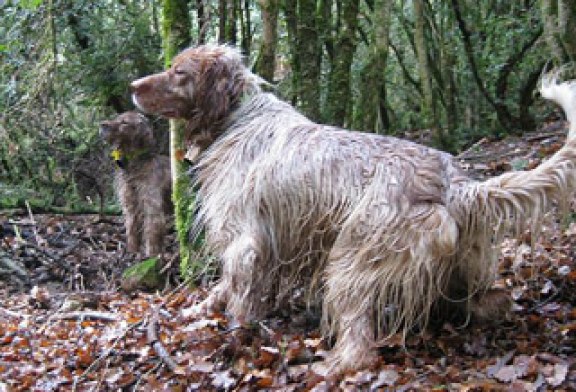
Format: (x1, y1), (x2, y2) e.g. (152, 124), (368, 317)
(130, 78), (150, 94)
(99, 122), (110, 135)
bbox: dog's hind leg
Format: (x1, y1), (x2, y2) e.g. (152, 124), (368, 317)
(143, 212), (166, 257)
(322, 255), (380, 373)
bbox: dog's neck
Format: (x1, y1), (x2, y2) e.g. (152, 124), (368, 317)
(111, 148), (151, 169)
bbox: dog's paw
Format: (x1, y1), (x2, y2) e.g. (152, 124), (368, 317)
(312, 346), (379, 376)
(470, 288), (512, 322)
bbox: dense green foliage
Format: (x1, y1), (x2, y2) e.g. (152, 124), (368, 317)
(1, 0), (575, 210)
(1, 0), (162, 210)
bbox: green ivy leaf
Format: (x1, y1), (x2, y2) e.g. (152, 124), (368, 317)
(19, 0), (43, 10)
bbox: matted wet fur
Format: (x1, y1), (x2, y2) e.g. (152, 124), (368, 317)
(131, 45), (576, 372)
(99, 111), (172, 257)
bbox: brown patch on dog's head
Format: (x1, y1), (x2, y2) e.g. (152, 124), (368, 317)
(99, 111), (154, 151)
(130, 45), (252, 142)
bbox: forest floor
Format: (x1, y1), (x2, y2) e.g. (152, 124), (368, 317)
(1, 124), (575, 391)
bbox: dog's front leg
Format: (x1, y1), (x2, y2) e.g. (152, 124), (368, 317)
(198, 234), (267, 324)
(121, 186), (142, 254)
(323, 312), (378, 374)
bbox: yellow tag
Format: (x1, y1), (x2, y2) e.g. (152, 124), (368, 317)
(111, 149), (122, 161)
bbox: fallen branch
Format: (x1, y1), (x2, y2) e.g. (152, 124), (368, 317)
(25, 200), (43, 246)
(147, 306), (183, 374)
(0, 251), (29, 281)
(52, 311), (120, 322)
(0, 307), (28, 319)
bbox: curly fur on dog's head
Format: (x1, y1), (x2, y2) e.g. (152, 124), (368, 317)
(131, 45), (576, 373)
(99, 111), (154, 152)
(131, 45), (262, 140)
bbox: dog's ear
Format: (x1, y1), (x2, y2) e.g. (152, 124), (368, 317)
(195, 52), (245, 121)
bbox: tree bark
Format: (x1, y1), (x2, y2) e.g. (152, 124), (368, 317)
(541, 0), (561, 61)
(240, 0), (252, 54)
(161, 0), (194, 274)
(283, 0), (299, 105)
(225, 0), (238, 44)
(324, 0), (360, 126)
(218, 0), (227, 43)
(558, 1), (576, 59)
(413, 0), (436, 132)
(354, 0), (391, 133)
(297, 0), (322, 120)
(197, 0), (209, 44)
(255, 0), (279, 81)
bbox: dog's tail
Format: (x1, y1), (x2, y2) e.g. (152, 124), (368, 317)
(540, 70), (576, 139)
(450, 74), (576, 245)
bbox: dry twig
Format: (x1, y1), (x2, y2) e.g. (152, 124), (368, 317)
(147, 306), (184, 374)
(52, 311), (120, 322)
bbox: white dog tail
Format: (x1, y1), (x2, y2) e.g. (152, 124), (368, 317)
(450, 75), (576, 247)
(540, 71), (576, 139)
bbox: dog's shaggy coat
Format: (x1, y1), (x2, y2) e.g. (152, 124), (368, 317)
(100, 111), (172, 257)
(131, 45), (576, 372)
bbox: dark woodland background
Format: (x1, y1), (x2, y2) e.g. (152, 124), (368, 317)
(1, 0), (576, 211)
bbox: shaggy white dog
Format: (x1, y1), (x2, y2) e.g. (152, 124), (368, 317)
(131, 45), (576, 372)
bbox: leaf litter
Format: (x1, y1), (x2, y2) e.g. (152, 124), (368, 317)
(1, 125), (575, 391)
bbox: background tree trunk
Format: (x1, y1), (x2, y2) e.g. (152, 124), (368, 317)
(197, 0), (209, 44)
(324, 0), (360, 126)
(354, 0), (391, 133)
(225, 0), (238, 44)
(413, 0), (436, 133)
(161, 0), (194, 275)
(541, 0), (564, 63)
(240, 0), (253, 54)
(282, 0), (299, 105)
(558, 1), (576, 60)
(296, 0), (322, 120)
(255, 0), (279, 82)
(541, 0), (576, 63)
(218, 0), (227, 43)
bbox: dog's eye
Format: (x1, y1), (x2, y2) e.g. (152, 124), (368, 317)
(174, 68), (186, 76)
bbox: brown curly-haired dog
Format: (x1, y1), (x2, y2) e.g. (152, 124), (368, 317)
(99, 111), (172, 257)
(131, 45), (576, 373)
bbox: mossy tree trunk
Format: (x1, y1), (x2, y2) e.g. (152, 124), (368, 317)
(297, 0), (322, 120)
(282, 0), (299, 105)
(161, 0), (193, 276)
(218, 0), (238, 44)
(324, 0), (360, 126)
(540, 0), (576, 64)
(197, 0), (209, 44)
(353, 0), (391, 133)
(240, 0), (253, 54)
(283, 0), (322, 120)
(255, 0), (279, 82)
(413, 0), (438, 136)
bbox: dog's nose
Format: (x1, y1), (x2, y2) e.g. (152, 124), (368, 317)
(130, 78), (150, 94)
(99, 123), (110, 136)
